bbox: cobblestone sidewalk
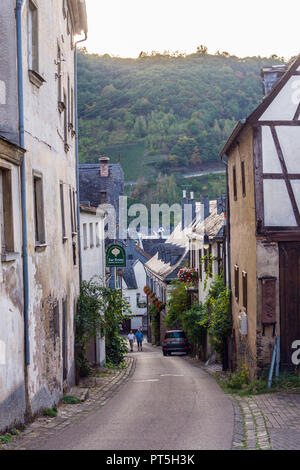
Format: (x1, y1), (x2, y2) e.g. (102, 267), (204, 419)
(1, 357), (135, 450)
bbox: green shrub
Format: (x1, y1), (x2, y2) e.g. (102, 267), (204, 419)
(62, 396), (81, 405)
(43, 408), (57, 418)
(0, 433), (12, 444)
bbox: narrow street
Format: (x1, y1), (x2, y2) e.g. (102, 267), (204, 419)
(24, 342), (234, 450)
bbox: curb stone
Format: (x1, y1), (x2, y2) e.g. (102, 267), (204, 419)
(1, 357), (136, 450)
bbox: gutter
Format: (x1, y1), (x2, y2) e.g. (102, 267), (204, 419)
(16, 0), (30, 367)
(74, 31), (87, 282)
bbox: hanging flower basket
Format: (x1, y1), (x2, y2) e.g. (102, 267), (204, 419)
(178, 267), (199, 284)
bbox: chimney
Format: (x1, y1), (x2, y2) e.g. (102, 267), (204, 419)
(99, 156), (110, 177)
(261, 65), (288, 98)
(202, 196), (210, 219)
(190, 192), (196, 222)
(181, 190), (188, 230)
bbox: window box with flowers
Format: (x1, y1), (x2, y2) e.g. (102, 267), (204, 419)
(178, 268), (199, 288)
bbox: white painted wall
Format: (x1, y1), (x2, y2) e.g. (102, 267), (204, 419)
(19, 0), (81, 414)
(122, 260), (147, 330)
(80, 208), (106, 366)
(0, 156), (26, 431)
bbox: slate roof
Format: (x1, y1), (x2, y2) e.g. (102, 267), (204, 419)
(141, 239), (166, 258)
(122, 238), (149, 289)
(145, 200), (225, 282)
(79, 163), (124, 211)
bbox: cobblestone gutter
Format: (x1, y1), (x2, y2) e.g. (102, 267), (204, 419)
(184, 356), (300, 450)
(1, 357), (136, 450)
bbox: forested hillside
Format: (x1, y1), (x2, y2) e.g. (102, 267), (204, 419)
(77, 49), (284, 181)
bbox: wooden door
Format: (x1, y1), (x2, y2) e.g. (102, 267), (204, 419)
(279, 243), (300, 370)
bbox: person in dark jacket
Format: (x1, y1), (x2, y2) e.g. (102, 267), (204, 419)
(136, 328), (143, 351)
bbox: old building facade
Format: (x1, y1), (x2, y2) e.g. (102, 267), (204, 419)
(221, 56), (300, 377)
(80, 203), (107, 366)
(0, 0), (87, 431)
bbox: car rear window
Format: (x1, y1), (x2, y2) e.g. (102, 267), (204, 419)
(165, 332), (186, 339)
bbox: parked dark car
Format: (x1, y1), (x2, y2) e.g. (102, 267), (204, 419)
(162, 330), (191, 356)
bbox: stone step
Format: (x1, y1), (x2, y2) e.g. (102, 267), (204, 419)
(68, 387), (89, 402)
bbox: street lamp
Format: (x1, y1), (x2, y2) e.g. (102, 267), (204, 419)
(203, 234), (210, 250)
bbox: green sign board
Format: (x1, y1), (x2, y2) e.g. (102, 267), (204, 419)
(106, 244), (126, 267)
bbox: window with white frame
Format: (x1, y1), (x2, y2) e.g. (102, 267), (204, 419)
(28, 0), (38, 72)
(0, 167), (14, 253)
(83, 223), (88, 249)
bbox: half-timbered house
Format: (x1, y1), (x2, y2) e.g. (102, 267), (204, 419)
(220, 56), (300, 376)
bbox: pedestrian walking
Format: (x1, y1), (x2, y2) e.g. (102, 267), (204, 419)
(136, 328), (143, 352)
(127, 330), (135, 352)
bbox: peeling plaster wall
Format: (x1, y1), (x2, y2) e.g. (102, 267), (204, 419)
(0, 0), (19, 144)
(0, 160), (25, 432)
(19, 0), (80, 415)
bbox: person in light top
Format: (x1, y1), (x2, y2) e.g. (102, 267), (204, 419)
(127, 330), (135, 352)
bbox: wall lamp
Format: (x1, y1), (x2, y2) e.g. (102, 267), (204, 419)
(203, 234), (210, 250)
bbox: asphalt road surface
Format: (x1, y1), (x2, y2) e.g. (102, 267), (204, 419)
(28, 341), (234, 450)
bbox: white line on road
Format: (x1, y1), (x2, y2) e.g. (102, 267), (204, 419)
(133, 379), (159, 383)
(160, 374), (184, 377)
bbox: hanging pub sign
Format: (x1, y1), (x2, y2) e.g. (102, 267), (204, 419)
(106, 244), (126, 267)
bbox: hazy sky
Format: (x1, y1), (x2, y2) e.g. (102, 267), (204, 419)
(84, 0), (300, 59)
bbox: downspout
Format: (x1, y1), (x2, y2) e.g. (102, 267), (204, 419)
(74, 32), (87, 283)
(16, 0), (30, 367)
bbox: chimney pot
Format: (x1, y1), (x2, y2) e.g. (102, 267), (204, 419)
(99, 156), (110, 177)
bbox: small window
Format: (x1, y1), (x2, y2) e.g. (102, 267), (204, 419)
(28, 0), (38, 72)
(89, 223), (94, 248)
(60, 183), (66, 240)
(72, 190), (77, 232)
(33, 173), (45, 245)
(233, 166), (237, 201)
(241, 161), (246, 197)
(95, 223), (100, 247)
(242, 271), (247, 310)
(0, 168), (14, 253)
(83, 223), (88, 249)
(234, 265), (239, 302)
(69, 188), (75, 234)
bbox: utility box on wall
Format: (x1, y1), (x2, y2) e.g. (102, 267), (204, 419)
(260, 276), (277, 321)
(260, 276), (277, 336)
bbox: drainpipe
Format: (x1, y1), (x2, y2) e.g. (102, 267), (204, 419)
(16, 0), (30, 368)
(74, 31), (87, 282)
